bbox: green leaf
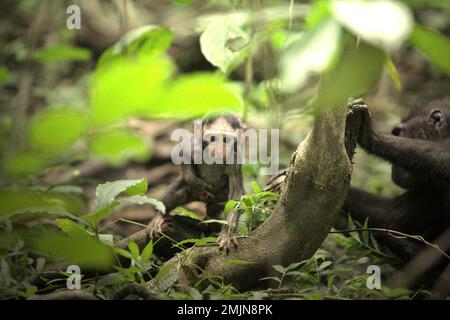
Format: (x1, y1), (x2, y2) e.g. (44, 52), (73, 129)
(98, 26), (173, 68)
(95, 179), (148, 210)
(305, 0), (331, 30)
(128, 240), (139, 259)
(85, 201), (119, 228)
(175, 237), (217, 246)
(155, 73), (242, 118)
(384, 55), (402, 90)
(285, 261), (304, 271)
(114, 247), (132, 259)
(280, 18), (343, 92)
(89, 129), (151, 166)
(91, 56), (173, 125)
(33, 45), (91, 61)
(273, 265), (286, 274)
(251, 181), (261, 193)
(224, 200), (238, 217)
(331, 0), (413, 51)
(174, 207), (199, 220)
(316, 42), (384, 108)
(141, 240), (153, 263)
(200, 219), (228, 226)
(188, 287), (203, 300)
(31, 231), (114, 269)
(410, 24), (450, 75)
(0, 66), (9, 86)
(98, 234), (114, 246)
(29, 108), (87, 151)
(199, 18), (249, 72)
(256, 191), (279, 202)
(124, 195), (165, 214)
(317, 260), (333, 271)
(56, 218), (92, 237)
(4, 152), (47, 177)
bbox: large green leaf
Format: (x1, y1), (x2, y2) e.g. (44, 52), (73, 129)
(199, 19), (249, 72)
(33, 45), (91, 61)
(316, 42), (385, 108)
(91, 56), (173, 125)
(153, 73), (242, 118)
(331, 0), (413, 51)
(410, 24), (450, 75)
(280, 19), (342, 92)
(0, 188), (86, 219)
(89, 129), (151, 166)
(124, 195), (165, 214)
(31, 231), (114, 269)
(29, 108), (87, 151)
(95, 179), (148, 210)
(4, 152), (47, 177)
(97, 25), (173, 68)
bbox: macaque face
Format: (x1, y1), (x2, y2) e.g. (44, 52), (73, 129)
(202, 116), (240, 163)
(390, 100), (450, 189)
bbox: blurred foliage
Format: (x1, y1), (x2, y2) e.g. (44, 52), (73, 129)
(0, 0), (448, 300)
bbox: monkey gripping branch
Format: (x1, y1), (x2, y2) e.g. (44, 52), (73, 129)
(144, 101), (364, 292)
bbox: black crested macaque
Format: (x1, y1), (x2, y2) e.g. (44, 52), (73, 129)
(342, 98), (450, 260)
(148, 113), (246, 250)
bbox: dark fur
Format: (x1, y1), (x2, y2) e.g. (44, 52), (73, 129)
(343, 99), (450, 260)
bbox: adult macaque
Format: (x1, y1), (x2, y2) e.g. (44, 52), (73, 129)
(148, 113), (246, 250)
(342, 98), (450, 259)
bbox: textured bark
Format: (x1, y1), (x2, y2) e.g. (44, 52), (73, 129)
(148, 104), (362, 292)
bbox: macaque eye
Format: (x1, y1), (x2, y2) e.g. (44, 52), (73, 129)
(210, 136), (216, 142)
(429, 109), (444, 127)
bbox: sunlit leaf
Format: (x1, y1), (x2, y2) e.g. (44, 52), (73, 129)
(305, 0), (331, 30)
(95, 179), (148, 210)
(56, 218), (92, 237)
(29, 108), (87, 151)
(200, 19), (249, 72)
(85, 202), (119, 228)
(89, 129), (151, 166)
(384, 55), (402, 90)
(0, 66), (9, 86)
(280, 19), (342, 92)
(128, 240), (139, 259)
(124, 195), (165, 214)
(4, 152), (47, 177)
(174, 207), (200, 220)
(31, 231), (114, 269)
(91, 56), (173, 124)
(141, 240), (153, 263)
(410, 24), (450, 75)
(33, 45), (91, 61)
(316, 42), (384, 108)
(154, 73), (242, 118)
(317, 260), (333, 271)
(0, 188), (86, 219)
(331, 0), (413, 51)
(98, 26), (173, 68)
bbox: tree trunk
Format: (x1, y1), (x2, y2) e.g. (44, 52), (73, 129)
(148, 103), (362, 292)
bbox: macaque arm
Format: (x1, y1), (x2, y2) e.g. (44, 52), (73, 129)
(343, 187), (399, 228)
(369, 134), (450, 180)
(358, 107), (450, 180)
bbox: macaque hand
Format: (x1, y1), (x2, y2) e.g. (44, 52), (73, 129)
(148, 214), (165, 238)
(347, 98), (374, 152)
(184, 171), (215, 199)
(218, 230), (239, 253)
